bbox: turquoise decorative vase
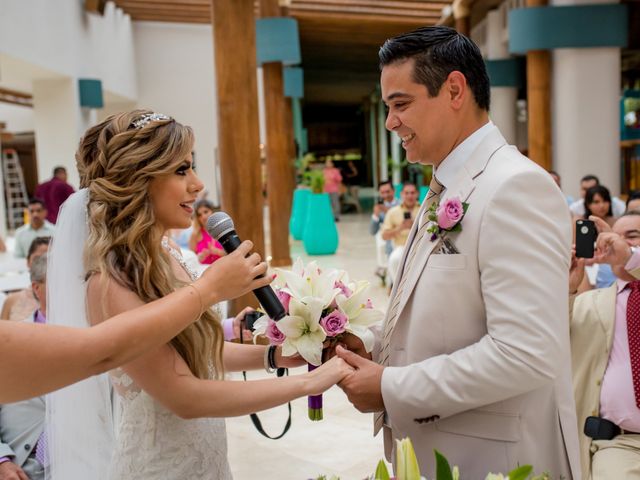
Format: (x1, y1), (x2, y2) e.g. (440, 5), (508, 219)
(302, 193), (338, 255)
(290, 188), (310, 240)
(419, 185), (429, 203)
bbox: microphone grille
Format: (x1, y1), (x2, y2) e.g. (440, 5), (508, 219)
(206, 211), (235, 240)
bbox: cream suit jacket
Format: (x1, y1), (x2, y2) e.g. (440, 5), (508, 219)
(373, 128), (581, 479)
(570, 285), (619, 480)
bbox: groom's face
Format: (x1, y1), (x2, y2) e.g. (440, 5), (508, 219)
(381, 58), (455, 167)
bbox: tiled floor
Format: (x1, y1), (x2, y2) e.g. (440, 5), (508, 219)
(226, 212), (391, 480)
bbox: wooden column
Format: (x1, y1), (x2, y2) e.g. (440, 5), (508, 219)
(452, 0), (471, 36)
(212, 0), (264, 313)
(526, 0), (552, 170)
(260, 0), (292, 267)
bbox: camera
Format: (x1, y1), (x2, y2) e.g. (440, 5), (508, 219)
(377, 198), (384, 205)
(243, 310), (263, 332)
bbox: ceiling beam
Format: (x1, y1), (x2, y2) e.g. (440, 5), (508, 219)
(0, 87), (33, 108)
(292, 0), (448, 12)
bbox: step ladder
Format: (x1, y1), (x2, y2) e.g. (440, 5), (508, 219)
(2, 149), (29, 230)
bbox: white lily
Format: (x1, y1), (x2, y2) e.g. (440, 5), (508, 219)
(336, 280), (384, 352)
(276, 297), (327, 366)
(251, 315), (269, 339)
(277, 259), (340, 308)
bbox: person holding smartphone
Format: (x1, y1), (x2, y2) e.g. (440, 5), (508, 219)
(381, 182), (420, 286)
(569, 212), (640, 479)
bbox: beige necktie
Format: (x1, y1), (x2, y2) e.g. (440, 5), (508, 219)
(374, 176), (443, 434)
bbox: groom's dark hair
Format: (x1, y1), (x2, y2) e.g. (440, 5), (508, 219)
(378, 26), (491, 112)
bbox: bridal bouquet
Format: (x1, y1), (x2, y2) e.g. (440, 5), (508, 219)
(253, 258), (384, 420)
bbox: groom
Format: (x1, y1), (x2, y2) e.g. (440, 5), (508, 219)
(336, 26), (581, 478)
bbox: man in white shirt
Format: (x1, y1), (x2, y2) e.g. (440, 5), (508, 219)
(14, 199), (55, 258)
(570, 174), (626, 217)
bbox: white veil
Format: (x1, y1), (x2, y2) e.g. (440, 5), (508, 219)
(45, 188), (115, 480)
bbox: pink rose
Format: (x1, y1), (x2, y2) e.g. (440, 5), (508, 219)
(320, 310), (348, 337)
(276, 290), (291, 313)
(436, 197), (464, 230)
(265, 319), (286, 345)
(334, 280), (352, 297)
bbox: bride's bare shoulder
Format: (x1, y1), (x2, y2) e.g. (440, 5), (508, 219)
(86, 272), (144, 325)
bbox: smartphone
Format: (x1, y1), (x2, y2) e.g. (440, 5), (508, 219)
(403, 211), (411, 220)
(377, 198), (384, 205)
(575, 219), (597, 258)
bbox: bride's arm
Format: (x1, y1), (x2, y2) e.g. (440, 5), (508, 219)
(222, 342), (306, 372)
(94, 280), (352, 419)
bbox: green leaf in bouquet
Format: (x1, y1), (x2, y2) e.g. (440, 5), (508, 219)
(374, 460), (391, 480)
(434, 450), (454, 480)
(507, 465), (533, 480)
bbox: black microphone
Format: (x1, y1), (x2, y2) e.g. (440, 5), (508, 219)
(206, 212), (286, 321)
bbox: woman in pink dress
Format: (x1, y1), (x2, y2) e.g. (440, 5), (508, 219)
(323, 159), (343, 221)
(189, 199), (226, 264)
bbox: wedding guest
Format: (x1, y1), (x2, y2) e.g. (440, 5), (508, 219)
(549, 170), (574, 206)
(336, 26), (580, 479)
(323, 158), (343, 220)
(341, 160), (361, 213)
(584, 185), (616, 228)
(0, 238), (270, 403)
(569, 212), (640, 478)
(381, 182), (419, 286)
(34, 166), (75, 223)
(570, 174), (625, 218)
(13, 199), (54, 259)
(189, 199), (225, 264)
(370, 181), (399, 282)
(1, 237), (50, 321)
(627, 190), (640, 213)
(0, 255), (49, 480)
(46, 110), (353, 479)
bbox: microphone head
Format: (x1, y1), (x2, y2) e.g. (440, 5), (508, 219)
(206, 211), (235, 241)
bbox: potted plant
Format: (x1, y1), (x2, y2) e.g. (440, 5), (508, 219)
(301, 168), (338, 255)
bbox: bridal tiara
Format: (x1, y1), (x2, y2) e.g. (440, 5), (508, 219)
(131, 113), (171, 129)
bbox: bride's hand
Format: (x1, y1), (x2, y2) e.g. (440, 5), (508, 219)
(304, 356), (355, 397)
(195, 241), (270, 304)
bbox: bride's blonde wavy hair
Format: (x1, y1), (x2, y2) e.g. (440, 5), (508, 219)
(77, 109), (223, 379)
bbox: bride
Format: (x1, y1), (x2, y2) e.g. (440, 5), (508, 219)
(46, 110), (353, 479)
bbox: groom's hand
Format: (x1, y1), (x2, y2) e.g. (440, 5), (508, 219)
(336, 346), (384, 413)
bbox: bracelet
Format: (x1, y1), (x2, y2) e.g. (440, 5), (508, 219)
(187, 283), (205, 318)
(264, 346), (276, 374)
(268, 345), (278, 370)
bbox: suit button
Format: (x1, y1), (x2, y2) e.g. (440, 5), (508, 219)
(24, 444), (31, 450)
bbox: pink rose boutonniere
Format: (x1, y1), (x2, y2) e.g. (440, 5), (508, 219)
(426, 196), (469, 241)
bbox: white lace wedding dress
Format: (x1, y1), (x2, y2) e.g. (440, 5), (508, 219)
(108, 369), (233, 479)
(107, 241), (233, 479)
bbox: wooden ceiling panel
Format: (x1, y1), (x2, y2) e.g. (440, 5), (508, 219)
(111, 0), (449, 104)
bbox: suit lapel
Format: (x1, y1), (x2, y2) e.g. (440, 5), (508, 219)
(394, 129), (508, 322)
